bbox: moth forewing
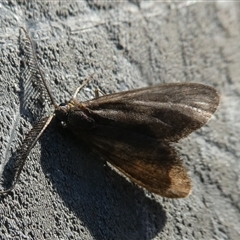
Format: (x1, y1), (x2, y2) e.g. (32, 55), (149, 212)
(82, 83), (220, 142)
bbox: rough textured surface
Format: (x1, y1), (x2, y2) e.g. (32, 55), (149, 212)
(0, 1), (239, 239)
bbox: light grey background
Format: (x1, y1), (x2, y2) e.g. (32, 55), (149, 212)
(0, 1), (239, 239)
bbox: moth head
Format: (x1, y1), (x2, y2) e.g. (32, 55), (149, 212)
(54, 102), (73, 126)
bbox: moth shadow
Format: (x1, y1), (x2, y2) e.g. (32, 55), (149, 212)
(40, 121), (167, 239)
(0, 153), (18, 192)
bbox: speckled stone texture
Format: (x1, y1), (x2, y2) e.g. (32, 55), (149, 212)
(0, 1), (239, 239)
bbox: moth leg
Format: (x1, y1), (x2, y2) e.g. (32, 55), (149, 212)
(94, 88), (105, 98)
(72, 73), (95, 98)
(94, 88), (100, 98)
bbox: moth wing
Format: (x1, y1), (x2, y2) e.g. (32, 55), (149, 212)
(85, 126), (191, 198)
(84, 83), (220, 141)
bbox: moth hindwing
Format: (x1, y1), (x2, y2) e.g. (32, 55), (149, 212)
(0, 28), (220, 198)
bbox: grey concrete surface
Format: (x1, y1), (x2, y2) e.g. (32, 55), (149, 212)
(0, 1), (239, 239)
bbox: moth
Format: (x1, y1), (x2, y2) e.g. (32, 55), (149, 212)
(0, 27), (220, 198)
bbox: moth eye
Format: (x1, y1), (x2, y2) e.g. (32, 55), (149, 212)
(59, 102), (67, 107)
(61, 121), (67, 128)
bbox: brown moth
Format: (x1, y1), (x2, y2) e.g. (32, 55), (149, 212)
(0, 27), (220, 198)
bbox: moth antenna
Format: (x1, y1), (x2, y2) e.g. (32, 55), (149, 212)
(0, 115), (54, 195)
(20, 27), (57, 108)
(72, 73), (95, 99)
